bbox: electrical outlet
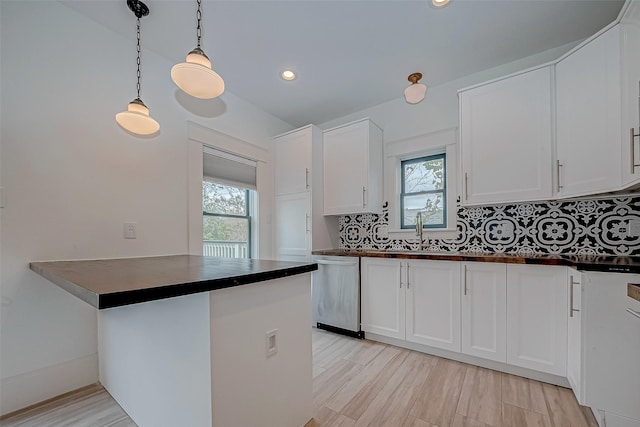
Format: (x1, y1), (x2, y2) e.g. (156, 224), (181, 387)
(124, 222), (137, 239)
(265, 329), (278, 357)
(628, 219), (640, 237)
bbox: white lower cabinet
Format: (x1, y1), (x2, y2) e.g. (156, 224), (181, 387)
(406, 260), (461, 351)
(566, 268), (584, 404)
(461, 262), (507, 362)
(361, 258), (405, 339)
(274, 192), (310, 262)
(361, 258), (460, 351)
(506, 264), (568, 376)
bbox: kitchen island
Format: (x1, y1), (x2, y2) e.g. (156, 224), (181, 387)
(30, 255), (317, 427)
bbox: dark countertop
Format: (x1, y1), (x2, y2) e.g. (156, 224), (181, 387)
(312, 249), (640, 274)
(30, 255), (317, 309)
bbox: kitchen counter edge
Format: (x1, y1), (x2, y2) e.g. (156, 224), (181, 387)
(312, 249), (640, 274)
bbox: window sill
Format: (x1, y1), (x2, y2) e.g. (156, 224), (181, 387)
(387, 228), (458, 240)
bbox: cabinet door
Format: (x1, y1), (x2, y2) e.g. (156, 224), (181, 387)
(621, 23), (640, 186)
(405, 260), (461, 352)
(361, 258), (405, 339)
(583, 272), (640, 422)
(323, 119), (382, 215)
(274, 193), (310, 262)
(460, 66), (553, 205)
(274, 127), (312, 196)
(506, 265), (568, 376)
(461, 262), (507, 362)
(567, 268), (584, 404)
(556, 26), (622, 197)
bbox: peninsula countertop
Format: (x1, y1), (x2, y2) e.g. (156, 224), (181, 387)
(312, 249), (640, 274)
(30, 255), (318, 309)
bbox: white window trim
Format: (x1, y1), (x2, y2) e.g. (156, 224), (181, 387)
(384, 128), (458, 240)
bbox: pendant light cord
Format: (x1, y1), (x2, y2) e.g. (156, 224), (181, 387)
(136, 17), (142, 100)
(196, 0), (202, 49)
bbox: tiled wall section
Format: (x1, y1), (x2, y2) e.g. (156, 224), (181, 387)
(339, 195), (640, 256)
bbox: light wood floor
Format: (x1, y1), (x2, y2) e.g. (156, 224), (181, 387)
(1, 329), (598, 427)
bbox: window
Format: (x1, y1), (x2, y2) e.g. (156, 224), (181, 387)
(400, 153), (446, 229)
(202, 182), (252, 258)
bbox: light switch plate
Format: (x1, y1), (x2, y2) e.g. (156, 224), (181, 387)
(628, 219), (640, 237)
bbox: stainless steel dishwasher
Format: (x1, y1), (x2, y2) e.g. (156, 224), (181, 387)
(312, 255), (363, 338)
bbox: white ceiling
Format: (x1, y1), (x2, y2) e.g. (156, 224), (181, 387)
(63, 0), (624, 128)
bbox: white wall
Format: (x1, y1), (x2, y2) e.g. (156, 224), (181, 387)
(0, 0), (292, 415)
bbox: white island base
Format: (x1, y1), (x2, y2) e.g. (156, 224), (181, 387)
(98, 274), (313, 427)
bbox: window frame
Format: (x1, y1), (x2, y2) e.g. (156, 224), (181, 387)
(400, 153), (447, 230)
(202, 182), (252, 259)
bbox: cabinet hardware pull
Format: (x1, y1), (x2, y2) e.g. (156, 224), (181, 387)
(626, 308), (640, 320)
(556, 160), (563, 193)
(399, 263), (403, 288)
(362, 186), (366, 208)
(407, 264), (410, 289)
(464, 173), (469, 201)
(569, 275), (580, 318)
(463, 265), (468, 296)
(305, 213), (310, 233)
(631, 128), (640, 174)
(305, 168), (310, 189)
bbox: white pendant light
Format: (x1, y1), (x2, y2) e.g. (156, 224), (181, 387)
(115, 0), (159, 136)
(404, 72), (427, 104)
(171, 0), (225, 99)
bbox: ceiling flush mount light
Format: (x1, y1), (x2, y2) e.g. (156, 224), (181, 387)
(404, 72), (428, 104)
(281, 69), (296, 81)
(115, 0), (159, 136)
(171, 0), (224, 99)
(432, 0), (451, 7)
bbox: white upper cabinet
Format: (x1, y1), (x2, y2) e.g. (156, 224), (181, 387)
(556, 21), (640, 196)
(556, 26), (623, 197)
(323, 118), (383, 215)
(459, 66), (553, 206)
(273, 125), (313, 196)
(621, 21), (640, 186)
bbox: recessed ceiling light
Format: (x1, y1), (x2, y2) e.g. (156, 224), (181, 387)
(281, 69), (296, 81)
(432, 0), (450, 7)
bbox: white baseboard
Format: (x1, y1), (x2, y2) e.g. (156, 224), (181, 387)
(365, 332), (570, 387)
(1, 353), (98, 416)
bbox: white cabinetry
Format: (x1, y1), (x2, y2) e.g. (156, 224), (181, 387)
(566, 268), (584, 404)
(273, 125), (336, 262)
(461, 262), (507, 362)
(323, 119), (383, 215)
(274, 126), (312, 196)
(406, 260), (461, 351)
(556, 26), (623, 197)
(582, 272), (640, 427)
(361, 258), (405, 339)
(274, 192), (310, 262)
(506, 265), (568, 376)
(459, 66), (553, 205)
(361, 258), (460, 351)
(621, 20), (640, 186)
(556, 22), (640, 196)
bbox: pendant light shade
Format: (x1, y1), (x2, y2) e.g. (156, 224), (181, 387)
(404, 72), (427, 104)
(171, 0), (225, 99)
(116, 98), (160, 135)
(116, 0), (159, 136)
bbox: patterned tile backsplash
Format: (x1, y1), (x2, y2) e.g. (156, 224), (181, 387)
(339, 195), (640, 256)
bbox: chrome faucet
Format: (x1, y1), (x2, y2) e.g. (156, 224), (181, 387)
(415, 211), (425, 251)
